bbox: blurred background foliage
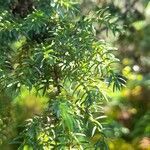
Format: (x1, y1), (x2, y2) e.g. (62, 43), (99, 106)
(0, 0), (150, 150)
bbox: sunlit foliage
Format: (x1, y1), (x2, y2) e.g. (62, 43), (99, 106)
(0, 0), (125, 149)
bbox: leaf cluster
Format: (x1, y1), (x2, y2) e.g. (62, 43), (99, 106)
(0, 0), (125, 149)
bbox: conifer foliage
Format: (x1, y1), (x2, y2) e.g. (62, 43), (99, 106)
(0, 0), (125, 149)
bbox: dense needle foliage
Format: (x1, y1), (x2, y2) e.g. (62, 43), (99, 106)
(0, 0), (125, 149)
